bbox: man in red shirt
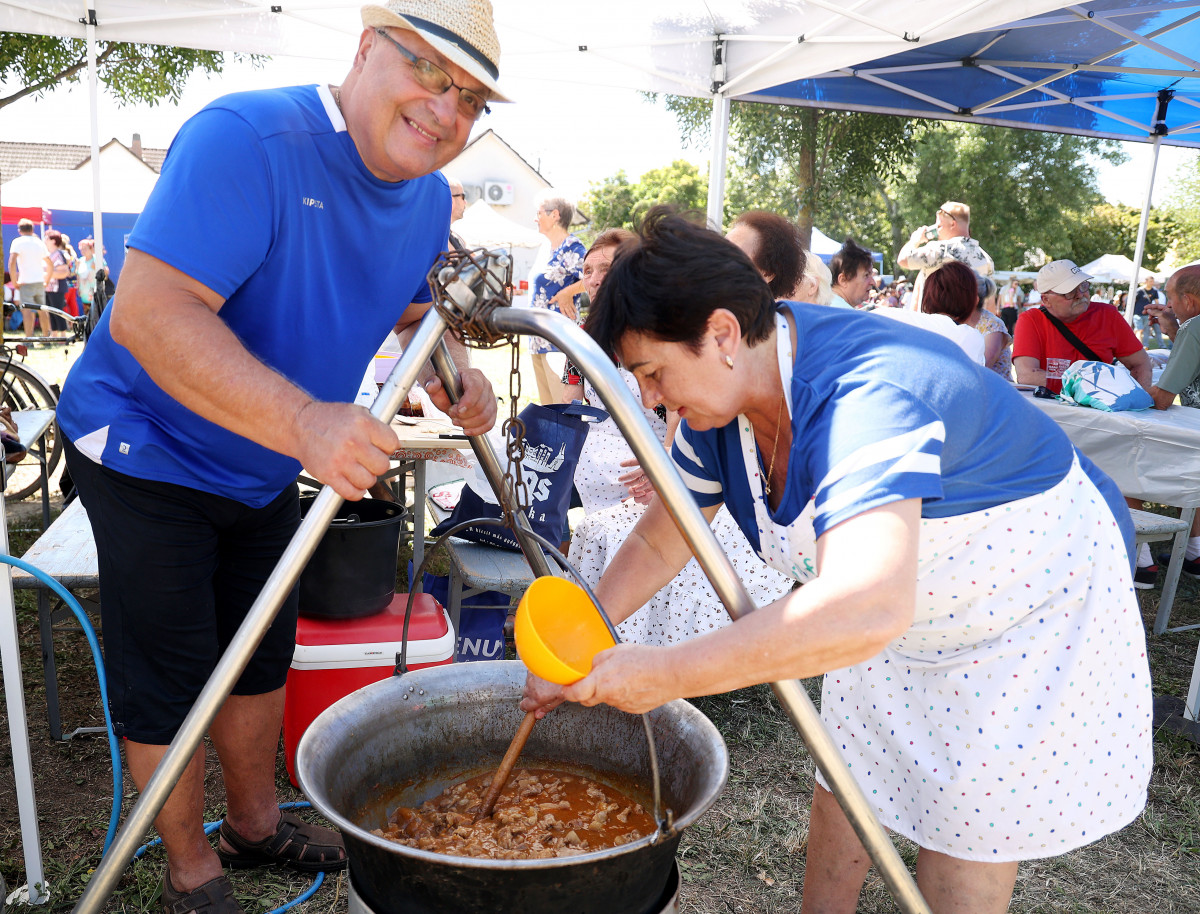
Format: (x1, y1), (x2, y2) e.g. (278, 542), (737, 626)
(1013, 260), (1150, 394)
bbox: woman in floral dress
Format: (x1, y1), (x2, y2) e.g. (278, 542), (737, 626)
(528, 193), (586, 404)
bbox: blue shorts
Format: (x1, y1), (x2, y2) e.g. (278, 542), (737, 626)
(64, 436), (301, 744)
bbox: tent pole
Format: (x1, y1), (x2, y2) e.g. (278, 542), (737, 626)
(1125, 133), (1162, 321)
(705, 38), (730, 230)
(86, 0), (105, 262)
(1126, 90), (1173, 322)
(706, 94), (730, 230)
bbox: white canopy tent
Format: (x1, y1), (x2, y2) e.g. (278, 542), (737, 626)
(1080, 252), (1165, 285)
(0, 164), (158, 212)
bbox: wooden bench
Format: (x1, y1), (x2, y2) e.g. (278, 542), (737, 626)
(7, 408), (55, 530)
(424, 500), (536, 635)
(11, 497), (104, 740)
(1130, 506), (1198, 635)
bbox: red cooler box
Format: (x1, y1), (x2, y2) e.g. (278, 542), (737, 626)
(284, 592), (454, 784)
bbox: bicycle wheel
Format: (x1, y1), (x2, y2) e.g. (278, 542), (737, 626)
(2, 361), (60, 502)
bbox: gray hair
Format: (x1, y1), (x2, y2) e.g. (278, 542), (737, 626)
(537, 193), (574, 230)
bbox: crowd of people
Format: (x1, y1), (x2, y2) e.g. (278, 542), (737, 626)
(21, 0), (1178, 911)
(5, 217), (109, 338)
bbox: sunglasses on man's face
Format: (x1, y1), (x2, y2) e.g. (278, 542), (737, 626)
(375, 28), (491, 121)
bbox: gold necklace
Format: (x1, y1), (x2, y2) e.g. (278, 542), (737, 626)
(763, 392), (786, 497)
(332, 85), (342, 112)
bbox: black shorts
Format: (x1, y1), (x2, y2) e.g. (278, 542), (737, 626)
(64, 436), (300, 744)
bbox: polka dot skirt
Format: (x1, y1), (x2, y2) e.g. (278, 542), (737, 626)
(812, 459), (1153, 861)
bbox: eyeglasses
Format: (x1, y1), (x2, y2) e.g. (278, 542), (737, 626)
(936, 208), (957, 221)
(1049, 282), (1090, 300)
(374, 28), (490, 121)
(450, 192), (465, 199)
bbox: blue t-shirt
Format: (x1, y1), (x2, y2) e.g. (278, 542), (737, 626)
(57, 85), (450, 507)
(673, 302), (1133, 552)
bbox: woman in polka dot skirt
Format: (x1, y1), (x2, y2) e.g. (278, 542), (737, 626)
(522, 210), (1152, 914)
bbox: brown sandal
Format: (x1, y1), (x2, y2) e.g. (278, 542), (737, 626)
(161, 872), (243, 914)
(216, 811), (347, 873)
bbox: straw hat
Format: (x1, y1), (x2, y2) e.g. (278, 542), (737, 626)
(361, 1), (509, 103)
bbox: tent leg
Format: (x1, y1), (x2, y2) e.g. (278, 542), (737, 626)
(86, 0), (104, 258)
(706, 94), (730, 230)
(1125, 133), (1162, 318)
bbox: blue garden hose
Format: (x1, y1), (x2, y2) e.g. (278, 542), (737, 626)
(1, 553), (327, 914)
(0, 553), (122, 853)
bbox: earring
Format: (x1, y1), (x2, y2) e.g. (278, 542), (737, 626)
(724, 355), (734, 369)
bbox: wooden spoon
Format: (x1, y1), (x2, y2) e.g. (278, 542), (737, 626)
(475, 711), (537, 821)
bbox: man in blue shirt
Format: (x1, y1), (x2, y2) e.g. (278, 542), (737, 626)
(56, 3), (506, 910)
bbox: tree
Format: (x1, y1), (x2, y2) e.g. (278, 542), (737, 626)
(0, 34), (257, 111)
(1163, 163), (1200, 265)
(885, 123), (1127, 271)
(654, 94), (925, 248)
(1063, 202), (1177, 271)
(580, 160), (708, 240)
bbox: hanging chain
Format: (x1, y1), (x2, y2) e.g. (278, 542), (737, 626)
(502, 339), (530, 524)
(426, 244), (528, 522)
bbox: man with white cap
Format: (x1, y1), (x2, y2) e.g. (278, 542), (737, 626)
(1013, 259), (1150, 395)
(54, 3), (507, 911)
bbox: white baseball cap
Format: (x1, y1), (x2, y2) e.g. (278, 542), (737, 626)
(1035, 260), (1092, 294)
(362, 0), (509, 103)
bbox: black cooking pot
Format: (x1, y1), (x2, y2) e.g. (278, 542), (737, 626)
(297, 495), (407, 619)
(296, 660), (727, 914)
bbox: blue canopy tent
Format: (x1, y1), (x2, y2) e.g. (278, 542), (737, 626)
(718, 0), (1200, 313)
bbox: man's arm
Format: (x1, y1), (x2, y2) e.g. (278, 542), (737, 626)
(6, 252), (16, 283)
(1117, 347), (1153, 390)
(1013, 355), (1046, 386)
(110, 249), (399, 501)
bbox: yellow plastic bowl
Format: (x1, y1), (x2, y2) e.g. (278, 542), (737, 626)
(514, 576), (616, 685)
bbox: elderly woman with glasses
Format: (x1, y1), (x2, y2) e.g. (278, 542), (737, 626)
(1013, 259), (1151, 394)
(527, 192), (586, 404)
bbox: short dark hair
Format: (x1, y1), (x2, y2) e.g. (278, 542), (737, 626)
(921, 260), (979, 324)
(586, 206), (776, 359)
(730, 210), (805, 299)
(829, 238), (873, 287)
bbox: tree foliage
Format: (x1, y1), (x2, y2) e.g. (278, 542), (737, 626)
(580, 160), (707, 240)
(1064, 202), (1178, 272)
(1163, 163), (1200, 266)
(654, 94), (924, 248)
(0, 34), (258, 110)
(886, 123), (1127, 270)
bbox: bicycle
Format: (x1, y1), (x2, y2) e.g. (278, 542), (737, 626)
(0, 300), (91, 501)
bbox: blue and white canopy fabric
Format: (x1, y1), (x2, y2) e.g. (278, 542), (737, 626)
(741, 0), (1200, 148)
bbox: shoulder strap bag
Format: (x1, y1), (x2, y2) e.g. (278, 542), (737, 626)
(1038, 306), (1109, 364)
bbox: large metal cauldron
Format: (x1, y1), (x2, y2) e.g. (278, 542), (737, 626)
(296, 660), (728, 914)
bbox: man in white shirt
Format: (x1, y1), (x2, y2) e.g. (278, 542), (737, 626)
(6, 218), (52, 337)
(896, 200), (994, 310)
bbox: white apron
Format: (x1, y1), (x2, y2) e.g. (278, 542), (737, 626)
(741, 315), (1153, 861)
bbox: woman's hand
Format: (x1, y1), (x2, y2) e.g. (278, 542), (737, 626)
(617, 458), (655, 504)
(551, 288), (576, 321)
(520, 671), (567, 719)
(562, 644), (674, 715)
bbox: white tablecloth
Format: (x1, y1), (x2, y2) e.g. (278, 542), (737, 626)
(1024, 392), (1200, 507)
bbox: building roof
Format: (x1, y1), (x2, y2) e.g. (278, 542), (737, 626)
(0, 137), (166, 185)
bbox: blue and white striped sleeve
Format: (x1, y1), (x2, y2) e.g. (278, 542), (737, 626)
(670, 423), (723, 508)
(808, 382), (947, 537)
